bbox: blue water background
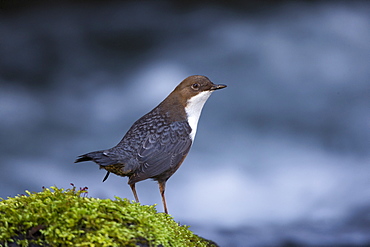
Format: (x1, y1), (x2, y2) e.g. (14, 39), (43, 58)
(0, 1), (369, 246)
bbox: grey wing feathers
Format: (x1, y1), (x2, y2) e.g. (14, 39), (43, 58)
(131, 121), (192, 183)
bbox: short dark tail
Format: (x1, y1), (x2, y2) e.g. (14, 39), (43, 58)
(75, 150), (116, 167)
(75, 151), (113, 182)
(75, 151), (102, 163)
(75, 154), (93, 163)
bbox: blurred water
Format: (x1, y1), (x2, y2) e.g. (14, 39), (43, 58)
(1, 1), (370, 246)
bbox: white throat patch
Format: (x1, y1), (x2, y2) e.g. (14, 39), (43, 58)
(185, 91), (212, 141)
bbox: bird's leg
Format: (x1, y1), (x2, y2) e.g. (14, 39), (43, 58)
(102, 171), (110, 182)
(130, 183), (139, 202)
(158, 181), (168, 214)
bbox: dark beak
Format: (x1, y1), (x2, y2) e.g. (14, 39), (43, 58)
(211, 84), (227, 91)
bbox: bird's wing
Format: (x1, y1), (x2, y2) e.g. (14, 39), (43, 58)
(130, 121), (192, 183)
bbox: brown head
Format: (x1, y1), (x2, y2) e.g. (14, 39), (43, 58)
(158, 75), (226, 139)
(158, 75), (226, 121)
(173, 75), (227, 97)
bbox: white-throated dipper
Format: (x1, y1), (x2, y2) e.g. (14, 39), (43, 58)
(75, 75), (226, 214)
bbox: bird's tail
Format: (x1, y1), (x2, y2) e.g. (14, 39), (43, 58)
(75, 150), (135, 182)
(75, 151), (114, 182)
(75, 150), (116, 167)
(75, 151), (101, 163)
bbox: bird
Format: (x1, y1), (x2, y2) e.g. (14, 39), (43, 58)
(75, 75), (226, 214)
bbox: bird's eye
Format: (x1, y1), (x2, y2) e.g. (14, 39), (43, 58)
(191, 83), (200, 90)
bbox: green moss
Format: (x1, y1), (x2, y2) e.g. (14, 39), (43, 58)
(0, 186), (217, 247)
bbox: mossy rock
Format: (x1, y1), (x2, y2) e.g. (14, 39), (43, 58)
(0, 186), (218, 247)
